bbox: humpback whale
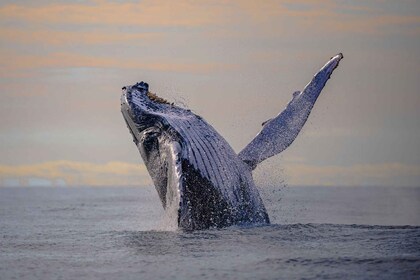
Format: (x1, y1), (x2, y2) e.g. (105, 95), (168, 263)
(121, 53), (343, 230)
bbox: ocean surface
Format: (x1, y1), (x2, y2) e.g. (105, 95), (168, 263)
(1, 186), (419, 279)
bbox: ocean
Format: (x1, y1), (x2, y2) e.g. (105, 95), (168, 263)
(1, 186), (419, 279)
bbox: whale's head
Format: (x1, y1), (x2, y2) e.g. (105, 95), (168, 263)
(120, 81), (184, 210)
(120, 81), (177, 140)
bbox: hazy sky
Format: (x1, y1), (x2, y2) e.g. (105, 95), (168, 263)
(0, 0), (419, 187)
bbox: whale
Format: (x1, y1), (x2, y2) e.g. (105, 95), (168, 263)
(121, 53), (343, 230)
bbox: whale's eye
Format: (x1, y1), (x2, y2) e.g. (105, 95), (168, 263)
(146, 91), (173, 105)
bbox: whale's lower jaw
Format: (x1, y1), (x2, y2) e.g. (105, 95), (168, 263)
(178, 160), (269, 230)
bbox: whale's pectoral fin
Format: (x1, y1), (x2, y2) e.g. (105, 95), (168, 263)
(238, 53), (343, 170)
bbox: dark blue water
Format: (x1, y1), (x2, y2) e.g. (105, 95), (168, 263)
(1, 186), (419, 279)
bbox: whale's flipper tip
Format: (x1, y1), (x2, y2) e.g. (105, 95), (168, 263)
(239, 53), (343, 168)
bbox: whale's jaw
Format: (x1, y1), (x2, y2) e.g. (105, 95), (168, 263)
(121, 82), (269, 230)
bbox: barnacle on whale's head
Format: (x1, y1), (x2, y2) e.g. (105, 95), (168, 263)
(146, 91), (173, 105)
(129, 81), (173, 106)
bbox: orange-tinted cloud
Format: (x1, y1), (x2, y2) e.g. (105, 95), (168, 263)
(0, 51), (238, 74)
(0, 0), (229, 27)
(1, 160), (419, 187)
(1, 0), (417, 35)
(283, 162), (420, 186)
(0, 27), (162, 46)
(2, 1), (417, 78)
(0, 161), (151, 187)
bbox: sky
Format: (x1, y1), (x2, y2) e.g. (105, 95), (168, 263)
(0, 0), (419, 187)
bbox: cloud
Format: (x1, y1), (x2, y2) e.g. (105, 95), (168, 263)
(283, 162), (420, 187)
(0, 161), (152, 187)
(1, 1), (417, 35)
(0, 27), (162, 46)
(0, 51), (238, 74)
(0, 0), (230, 27)
(1, 160), (419, 187)
(266, 1), (420, 36)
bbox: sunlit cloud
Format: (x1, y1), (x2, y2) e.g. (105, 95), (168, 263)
(284, 162), (420, 187)
(0, 161), (152, 187)
(0, 1), (417, 35)
(0, 0), (230, 27)
(0, 27), (162, 46)
(1, 161), (419, 187)
(0, 51), (238, 74)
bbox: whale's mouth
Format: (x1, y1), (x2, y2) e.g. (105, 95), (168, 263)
(146, 91), (173, 105)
